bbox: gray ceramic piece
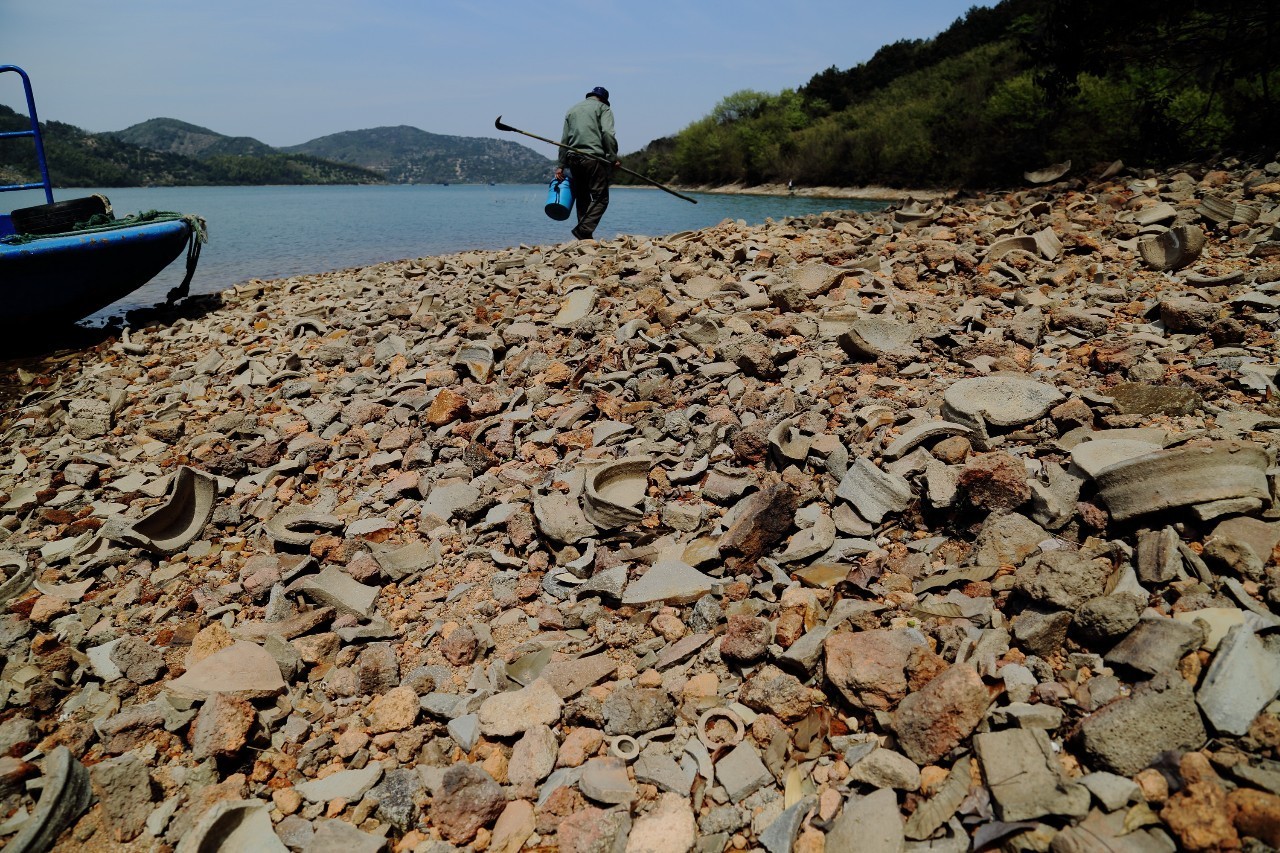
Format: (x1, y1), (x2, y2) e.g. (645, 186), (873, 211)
(5, 747), (93, 853)
(118, 465), (218, 554)
(1094, 440), (1269, 522)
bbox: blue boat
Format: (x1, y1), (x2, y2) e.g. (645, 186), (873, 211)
(0, 64), (206, 330)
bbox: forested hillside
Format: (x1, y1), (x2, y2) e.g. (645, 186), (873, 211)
(0, 112), (551, 187)
(108, 118), (276, 158)
(282, 126), (553, 184)
(0, 106), (384, 187)
(622, 0), (1280, 189)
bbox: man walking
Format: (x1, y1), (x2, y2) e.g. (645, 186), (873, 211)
(555, 86), (617, 240)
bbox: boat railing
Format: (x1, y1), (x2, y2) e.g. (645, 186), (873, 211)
(0, 65), (55, 204)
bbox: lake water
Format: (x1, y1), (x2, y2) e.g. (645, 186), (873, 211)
(7, 184), (885, 325)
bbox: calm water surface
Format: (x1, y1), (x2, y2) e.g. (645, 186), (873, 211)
(8, 184), (885, 325)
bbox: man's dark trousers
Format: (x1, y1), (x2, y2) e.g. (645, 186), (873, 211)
(567, 153), (610, 239)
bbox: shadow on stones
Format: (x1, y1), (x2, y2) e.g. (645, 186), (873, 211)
(0, 293), (227, 415)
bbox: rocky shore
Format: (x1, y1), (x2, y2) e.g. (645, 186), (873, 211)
(690, 184), (954, 202)
(3, 155), (1280, 853)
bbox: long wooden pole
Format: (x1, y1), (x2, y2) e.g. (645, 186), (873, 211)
(495, 116), (697, 204)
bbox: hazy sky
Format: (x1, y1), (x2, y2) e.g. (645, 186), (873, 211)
(1, 0), (993, 155)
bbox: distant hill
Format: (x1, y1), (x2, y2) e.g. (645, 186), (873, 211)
(108, 118), (276, 158)
(0, 105), (383, 187)
(282, 125), (554, 184)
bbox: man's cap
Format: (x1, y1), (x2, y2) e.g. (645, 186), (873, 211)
(587, 86), (610, 106)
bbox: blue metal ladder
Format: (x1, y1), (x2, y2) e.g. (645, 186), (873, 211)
(0, 64), (56, 204)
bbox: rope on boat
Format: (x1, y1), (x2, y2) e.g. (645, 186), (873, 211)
(166, 216), (206, 303)
(1, 209), (206, 244)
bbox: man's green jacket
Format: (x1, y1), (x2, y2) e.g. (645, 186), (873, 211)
(560, 97), (617, 167)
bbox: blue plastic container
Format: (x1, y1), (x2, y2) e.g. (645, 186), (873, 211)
(545, 178), (573, 221)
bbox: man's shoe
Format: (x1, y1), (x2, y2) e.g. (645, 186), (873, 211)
(571, 225), (592, 240)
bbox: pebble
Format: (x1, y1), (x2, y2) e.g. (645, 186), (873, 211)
(477, 678), (563, 737)
(3, 158), (1280, 852)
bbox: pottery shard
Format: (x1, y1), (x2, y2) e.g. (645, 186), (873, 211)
(942, 375), (1063, 432)
(894, 664), (992, 764)
(1139, 224), (1206, 271)
(120, 466), (218, 555)
(583, 456), (651, 529)
(986, 234), (1039, 261)
(836, 458), (912, 524)
(1094, 440), (1269, 522)
(1071, 438), (1164, 479)
(824, 629), (926, 711)
(718, 479), (798, 566)
(622, 560), (714, 606)
(1196, 624), (1280, 737)
(167, 642), (286, 700)
(1202, 516), (1280, 581)
(974, 728), (1091, 821)
(5, 746), (92, 853)
(883, 421), (971, 461)
(1104, 617), (1205, 676)
(553, 286), (598, 326)
(825, 788), (905, 852)
(837, 316), (920, 361)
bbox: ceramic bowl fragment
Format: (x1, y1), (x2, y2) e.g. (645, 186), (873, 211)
(697, 707), (745, 750)
(0, 550), (33, 606)
(553, 286), (598, 327)
(1024, 161), (1071, 184)
(941, 376), (1064, 447)
(583, 456), (652, 529)
(453, 341), (496, 383)
(985, 235), (1039, 263)
(667, 454), (710, 485)
(769, 418), (812, 467)
(175, 799), (286, 853)
(117, 466), (218, 555)
(883, 421), (972, 461)
(265, 507), (345, 547)
(1138, 224), (1206, 271)
(1032, 227), (1062, 260)
(837, 316), (920, 361)
(4, 747), (92, 853)
(1094, 440), (1270, 522)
